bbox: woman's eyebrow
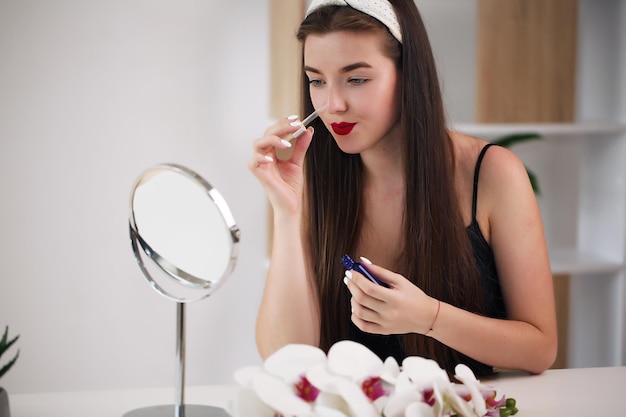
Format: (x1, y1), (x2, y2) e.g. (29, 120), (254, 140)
(304, 65), (321, 74)
(342, 62), (372, 72)
(304, 62), (373, 74)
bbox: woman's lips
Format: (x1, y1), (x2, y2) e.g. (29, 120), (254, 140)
(331, 122), (356, 135)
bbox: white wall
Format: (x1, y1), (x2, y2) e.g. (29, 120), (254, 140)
(577, 0), (623, 122)
(0, 0), (270, 394)
(414, 1), (477, 123)
(616, 0), (626, 366)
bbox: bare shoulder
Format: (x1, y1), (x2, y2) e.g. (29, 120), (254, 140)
(476, 142), (534, 201)
(478, 140), (542, 249)
(449, 130), (536, 236)
(450, 131), (526, 178)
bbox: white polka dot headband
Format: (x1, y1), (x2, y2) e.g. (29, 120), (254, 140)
(305, 0), (403, 43)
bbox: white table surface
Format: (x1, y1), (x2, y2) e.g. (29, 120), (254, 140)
(8, 366), (626, 417)
(483, 366), (626, 416)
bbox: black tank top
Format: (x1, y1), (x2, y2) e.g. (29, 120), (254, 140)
(347, 143), (506, 374)
(467, 143), (507, 320)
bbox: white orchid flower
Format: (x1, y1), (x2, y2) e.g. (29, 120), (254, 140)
(453, 364), (487, 416)
(431, 378), (477, 417)
(381, 356), (401, 384)
(395, 356), (450, 393)
(230, 344), (330, 417)
(305, 340), (392, 417)
(453, 364), (511, 417)
(231, 341), (517, 417)
(228, 385), (278, 417)
(384, 356), (479, 417)
(384, 356), (445, 417)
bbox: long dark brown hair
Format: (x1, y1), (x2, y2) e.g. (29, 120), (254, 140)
(297, 1), (485, 375)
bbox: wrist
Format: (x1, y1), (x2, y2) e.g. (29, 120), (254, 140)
(272, 209), (302, 229)
(424, 298), (441, 337)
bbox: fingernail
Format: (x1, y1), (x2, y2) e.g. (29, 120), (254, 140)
(360, 256), (373, 265)
(287, 114), (298, 121)
(344, 270), (353, 280)
(290, 121), (302, 127)
(343, 277), (349, 286)
(264, 155), (274, 162)
(280, 139), (292, 148)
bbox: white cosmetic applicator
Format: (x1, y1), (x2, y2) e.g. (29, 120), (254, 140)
(292, 103), (328, 139)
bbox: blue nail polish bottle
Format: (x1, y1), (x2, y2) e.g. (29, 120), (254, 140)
(341, 254), (389, 287)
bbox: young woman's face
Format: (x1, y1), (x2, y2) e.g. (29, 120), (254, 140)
(304, 30), (401, 154)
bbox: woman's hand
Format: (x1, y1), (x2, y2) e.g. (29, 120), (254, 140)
(248, 116), (314, 216)
(343, 260), (439, 336)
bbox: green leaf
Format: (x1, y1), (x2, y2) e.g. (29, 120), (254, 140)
(0, 326), (20, 356)
(0, 326), (20, 380)
(527, 169), (540, 195)
(0, 350), (19, 380)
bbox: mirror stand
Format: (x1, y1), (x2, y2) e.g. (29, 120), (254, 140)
(124, 303), (228, 417)
(126, 164), (240, 417)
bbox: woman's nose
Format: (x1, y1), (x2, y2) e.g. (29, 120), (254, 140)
(326, 86), (347, 114)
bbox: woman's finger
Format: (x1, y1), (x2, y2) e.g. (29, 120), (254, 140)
(350, 297), (380, 323)
(247, 153), (275, 171)
(261, 115), (307, 142)
(344, 270), (387, 308)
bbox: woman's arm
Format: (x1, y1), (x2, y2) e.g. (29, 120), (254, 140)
(463, 144), (557, 372)
(345, 146), (557, 374)
(255, 211), (320, 359)
(248, 123), (321, 359)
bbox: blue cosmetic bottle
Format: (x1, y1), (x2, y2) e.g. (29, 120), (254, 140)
(341, 254), (389, 288)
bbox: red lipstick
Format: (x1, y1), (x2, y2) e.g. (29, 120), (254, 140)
(331, 122), (356, 135)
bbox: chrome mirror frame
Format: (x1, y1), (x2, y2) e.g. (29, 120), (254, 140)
(126, 163), (239, 417)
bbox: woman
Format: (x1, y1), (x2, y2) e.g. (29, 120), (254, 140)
(249, 0), (557, 376)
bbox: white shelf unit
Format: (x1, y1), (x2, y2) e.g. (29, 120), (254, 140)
(453, 122), (626, 368)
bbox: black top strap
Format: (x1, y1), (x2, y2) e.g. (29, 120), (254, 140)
(472, 143), (497, 220)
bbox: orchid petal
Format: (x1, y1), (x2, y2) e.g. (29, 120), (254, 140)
(307, 362), (341, 394)
(381, 356), (401, 384)
(437, 382), (477, 417)
(314, 405), (351, 417)
(405, 401), (436, 417)
(372, 394), (389, 414)
(228, 387), (277, 417)
(334, 377), (380, 417)
(264, 344), (327, 383)
(316, 392), (352, 415)
(454, 364), (487, 416)
(327, 340), (383, 381)
(252, 372), (312, 416)
(400, 357), (449, 389)
(383, 389), (424, 417)
(484, 390), (506, 408)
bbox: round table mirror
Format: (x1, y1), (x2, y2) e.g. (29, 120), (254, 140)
(127, 163), (240, 417)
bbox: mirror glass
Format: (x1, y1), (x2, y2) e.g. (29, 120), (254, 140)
(129, 164), (240, 303)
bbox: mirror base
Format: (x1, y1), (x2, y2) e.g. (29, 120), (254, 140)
(123, 404), (230, 417)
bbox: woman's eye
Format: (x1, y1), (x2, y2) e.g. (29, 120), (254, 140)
(308, 79), (325, 88)
(349, 78), (368, 86)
